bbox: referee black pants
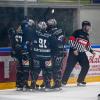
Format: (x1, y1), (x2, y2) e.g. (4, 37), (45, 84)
(62, 49), (90, 84)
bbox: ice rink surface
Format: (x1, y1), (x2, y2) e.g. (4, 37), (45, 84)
(0, 82), (100, 100)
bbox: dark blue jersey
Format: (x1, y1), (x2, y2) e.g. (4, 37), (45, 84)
(48, 27), (65, 56)
(32, 30), (52, 60)
(21, 21), (35, 43)
(8, 27), (23, 51)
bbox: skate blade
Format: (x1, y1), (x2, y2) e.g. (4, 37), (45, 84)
(22, 88), (27, 92)
(35, 87), (45, 91)
(62, 84), (67, 87)
(55, 87), (62, 91)
(44, 88), (62, 92)
(77, 84), (86, 87)
(16, 88), (23, 91)
(44, 88), (52, 92)
(28, 88), (36, 92)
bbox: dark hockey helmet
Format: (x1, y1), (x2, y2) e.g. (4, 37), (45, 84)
(24, 16), (29, 21)
(82, 21), (91, 27)
(38, 21), (47, 30)
(47, 18), (57, 27)
(22, 17), (35, 27)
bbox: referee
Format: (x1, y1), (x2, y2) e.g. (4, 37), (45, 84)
(62, 21), (95, 86)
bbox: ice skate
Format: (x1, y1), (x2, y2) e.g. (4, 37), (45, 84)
(35, 84), (40, 90)
(28, 86), (35, 92)
(77, 82), (86, 87)
(16, 87), (23, 91)
(44, 88), (51, 92)
(62, 80), (67, 87)
(39, 82), (45, 90)
(22, 84), (30, 92)
(44, 87), (54, 92)
(29, 82), (36, 92)
(62, 83), (67, 87)
(52, 81), (62, 91)
(54, 87), (62, 91)
(52, 84), (62, 91)
(44, 84), (53, 92)
(22, 85), (27, 92)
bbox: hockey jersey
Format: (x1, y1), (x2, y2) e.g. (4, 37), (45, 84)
(32, 30), (52, 60)
(48, 27), (65, 56)
(21, 20), (35, 43)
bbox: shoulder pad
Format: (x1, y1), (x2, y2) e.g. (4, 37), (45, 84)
(53, 29), (62, 35)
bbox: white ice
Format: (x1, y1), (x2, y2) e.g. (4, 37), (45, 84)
(0, 82), (100, 100)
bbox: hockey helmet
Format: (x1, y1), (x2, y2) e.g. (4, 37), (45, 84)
(28, 19), (35, 26)
(38, 21), (47, 30)
(47, 18), (57, 27)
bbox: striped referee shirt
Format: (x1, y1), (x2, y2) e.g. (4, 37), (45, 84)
(69, 29), (93, 53)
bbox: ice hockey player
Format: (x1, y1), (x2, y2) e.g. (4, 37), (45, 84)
(20, 18), (35, 91)
(62, 21), (95, 86)
(47, 18), (65, 90)
(21, 16), (35, 43)
(9, 17), (35, 91)
(8, 25), (24, 91)
(31, 21), (53, 91)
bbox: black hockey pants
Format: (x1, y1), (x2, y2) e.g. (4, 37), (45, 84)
(52, 55), (63, 87)
(62, 49), (90, 84)
(31, 59), (52, 88)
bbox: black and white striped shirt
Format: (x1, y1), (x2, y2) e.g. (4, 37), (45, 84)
(68, 29), (93, 53)
(69, 38), (92, 52)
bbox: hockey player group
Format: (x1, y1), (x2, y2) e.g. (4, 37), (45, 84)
(9, 16), (95, 92)
(9, 17), (65, 91)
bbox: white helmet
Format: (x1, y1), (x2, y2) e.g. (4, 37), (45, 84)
(38, 21), (47, 30)
(28, 19), (35, 26)
(47, 18), (57, 27)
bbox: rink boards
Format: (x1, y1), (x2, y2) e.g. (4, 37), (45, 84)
(0, 45), (100, 89)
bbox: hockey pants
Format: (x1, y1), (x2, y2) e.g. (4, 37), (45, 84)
(52, 55), (63, 87)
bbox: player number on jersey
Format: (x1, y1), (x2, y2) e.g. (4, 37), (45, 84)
(39, 38), (47, 48)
